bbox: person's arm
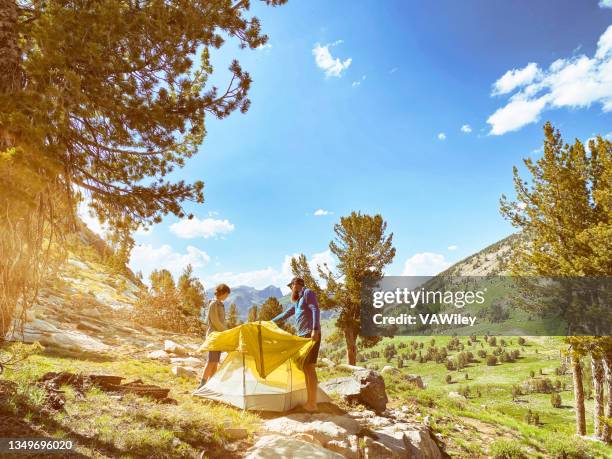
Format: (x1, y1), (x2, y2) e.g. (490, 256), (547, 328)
(272, 304), (295, 324)
(307, 290), (321, 339)
(209, 301), (228, 331)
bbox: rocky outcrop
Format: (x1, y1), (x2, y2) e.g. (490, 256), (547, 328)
(320, 367), (388, 413)
(254, 406), (443, 459)
(245, 434), (344, 458)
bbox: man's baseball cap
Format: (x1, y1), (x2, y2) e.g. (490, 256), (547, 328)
(287, 277), (305, 288)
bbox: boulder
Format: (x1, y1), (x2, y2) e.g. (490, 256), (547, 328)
(363, 436), (399, 459)
(320, 368), (388, 413)
(164, 339), (189, 356)
(404, 428), (442, 459)
(263, 413), (360, 446)
(381, 366), (401, 376)
(170, 357), (204, 367)
(373, 425), (442, 459)
(147, 350), (171, 362)
(325, 436), (359, 459)
(320, 358), (336, 368)
(171, 366), (199, 379)
(406, 374), (425, 389)
(245, 435), (344, 459)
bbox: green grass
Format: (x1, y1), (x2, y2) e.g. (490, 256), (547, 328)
(1, 343), (260, 458)
(320, 333), (612, 458)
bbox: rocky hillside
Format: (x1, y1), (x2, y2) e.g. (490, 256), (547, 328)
(439, 233), (518, 276)
(7, 225), (204, 355)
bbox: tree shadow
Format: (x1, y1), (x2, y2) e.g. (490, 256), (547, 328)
(41, 346), (118, 363)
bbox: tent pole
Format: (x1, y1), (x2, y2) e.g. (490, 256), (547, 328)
(242, 352), (246, 407)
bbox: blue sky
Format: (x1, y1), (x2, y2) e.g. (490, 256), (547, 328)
(82, 1), (612, 292)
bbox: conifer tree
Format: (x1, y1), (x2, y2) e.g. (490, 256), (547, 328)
(258, 297), (283, 321)
(0, 0), (287, 339)
(227, 303), (239, 329)
(500, 122), (611, 438)
(291, 212), (395, 365)
(247, 305), (258, 323)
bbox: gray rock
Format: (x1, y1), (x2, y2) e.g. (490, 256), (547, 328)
(320, 368), (388, 413)
(406, 374), (426, 389)
(381, 365), (401, 376)
(170, 357), (204, 367)
(245, 435), (344, 458)
(147, 350), (171, 362)
(171, 366), (199, 379)
(373, 425), (442, 459)
(363, 436), (399, 459)
(164, 339), (189, 356)
(404, 428), (442, 459)
(263, 413), (360, 445)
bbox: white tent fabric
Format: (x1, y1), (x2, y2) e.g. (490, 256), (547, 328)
(193, 351), (331, 411)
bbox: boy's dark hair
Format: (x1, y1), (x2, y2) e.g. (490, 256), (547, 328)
(215, 283), (231, 297)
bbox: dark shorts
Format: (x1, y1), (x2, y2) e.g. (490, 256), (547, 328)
(305, 338), (321, 365)
(208, 351), (221, 363)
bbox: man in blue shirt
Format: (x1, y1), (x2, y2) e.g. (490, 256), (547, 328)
(272, 277), (321, 412)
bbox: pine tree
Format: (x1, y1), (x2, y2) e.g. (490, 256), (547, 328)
(500, 123), (612, 439)
(258, 297), (283, 321)
(177, 264), (205, 316)
(292, 212), (395, 365)
(247, 305), (258, 323)
(227, 303), (239, 329)
(0, 0), (287, 339)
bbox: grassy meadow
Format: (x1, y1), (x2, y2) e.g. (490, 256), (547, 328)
(319, 332), (612, 458)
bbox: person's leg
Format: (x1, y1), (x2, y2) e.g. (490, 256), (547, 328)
(303, 363), (318, 410)
(200, 352), (220, 387)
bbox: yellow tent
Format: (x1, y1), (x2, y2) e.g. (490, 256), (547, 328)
(192, 321), (330, 411)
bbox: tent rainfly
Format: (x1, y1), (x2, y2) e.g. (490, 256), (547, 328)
(193, 321), (331, 411)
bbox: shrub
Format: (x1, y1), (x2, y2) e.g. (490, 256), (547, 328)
(543, 435), (587, 459)
(489, 439), (525, 459)
(550, 392), (562, 408)
(445, 374), (452, 384)
(525, 377), (554, 394)
(517, 337), (525, 345)
(477, 349), (487, 359)
(486, 355), (498, 366)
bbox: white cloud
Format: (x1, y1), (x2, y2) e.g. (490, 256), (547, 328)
(256, 43), (272, 51)
(130, 244), (210, 280)
(460, 124), (472, 133)
(447, 245), (458, 251)
(202, 250), (335, 294)
(314, 209), (333, 216)
(351, 75), (366, 88)
(402, 252), (452, 276)
(437, 132), (446, 140)
(600, 0), (612, 9)
(312, 41), (352, 78)
(492, 62), (542, 96)
(389, 67), (398, 74)
(170, 217), (235, 239)
(488, 25), (612, 135)
(77, 200), (108, 237)
(487, 95), (550, 135)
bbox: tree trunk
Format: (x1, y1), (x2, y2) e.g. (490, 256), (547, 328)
(571, 352), (586, 436)
(603, 352), (612, 444)
(0, 0), (21, 96)
(591, 356), (605, 439)
(345, 327), (357, 366)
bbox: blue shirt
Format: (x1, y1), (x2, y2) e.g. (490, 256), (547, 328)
(272, 288), (321, 337)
